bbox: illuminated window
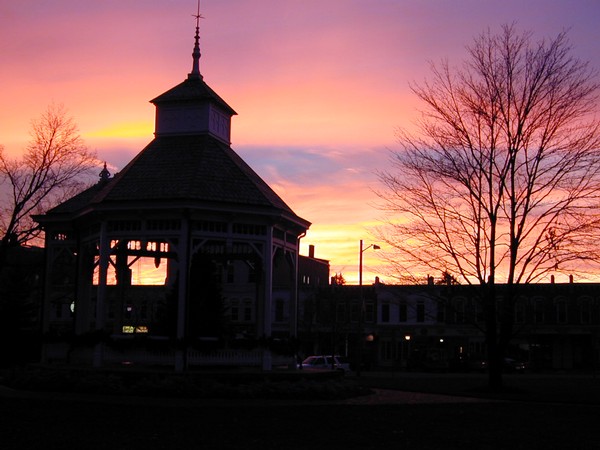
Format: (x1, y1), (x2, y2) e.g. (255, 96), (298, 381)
(122, 326), (149, 334)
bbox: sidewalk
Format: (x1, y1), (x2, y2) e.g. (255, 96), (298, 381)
(0, 382), (495, 406)
(343, 387), (497, 404)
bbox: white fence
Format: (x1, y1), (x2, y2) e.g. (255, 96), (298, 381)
(44, 342), (295, 368)
(99, 347), (294, 368)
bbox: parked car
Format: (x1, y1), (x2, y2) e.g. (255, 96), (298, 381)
(301, 355), (351, 373)
(467, 357), (528, 373)
(503, 357), (528, 373)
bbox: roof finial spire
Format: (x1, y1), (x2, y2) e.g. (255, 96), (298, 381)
(99, 162), (111, 184)
(188, 0), (204, 80)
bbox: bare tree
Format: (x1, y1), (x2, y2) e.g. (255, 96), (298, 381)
(376, 25), (600, 389)
(0, 104), (97, 265)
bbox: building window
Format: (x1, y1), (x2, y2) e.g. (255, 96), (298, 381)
(515, 302), (525, 324)
(351, 303), (359, 323)
(556, 300), (567, 324)
(248, 264), (257, 283)
(416, 302), (425, 323)
(122, 325), (148, 334)
(534, 299), (545, 323)
(381, 303), (390, 323)
(581, 300), (591, 324)
(398, 302), (407, 322)
(231, 305), (239, 322)
(454, 299), (464, 323)
(380, 340), (396, 361)
(243, 299), (253, 322)
(336, 303), (346, 323)
(436, 301), (445, 323)
(365, 302), (375, 323)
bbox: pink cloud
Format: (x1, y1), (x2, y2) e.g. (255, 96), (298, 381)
(2, 0), (600, 283)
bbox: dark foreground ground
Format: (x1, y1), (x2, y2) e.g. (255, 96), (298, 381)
(2, 371), (600, 450)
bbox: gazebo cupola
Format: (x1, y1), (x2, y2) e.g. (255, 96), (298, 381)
(151, 14), (236, 143)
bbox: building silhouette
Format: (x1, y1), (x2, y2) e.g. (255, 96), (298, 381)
(305, 278), (600, 371)
(35, 16), (310, 371)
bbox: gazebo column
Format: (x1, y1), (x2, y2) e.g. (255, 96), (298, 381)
(261, 229), (274, 371)
(289, 247), (299, 340)
(74, 242), (94, 336)
(175, 216), (190, 372)
(93, 221), (110, 368)
(40, 234), (58, 363)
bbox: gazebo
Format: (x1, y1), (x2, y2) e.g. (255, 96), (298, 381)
(35, 18), (310, 371)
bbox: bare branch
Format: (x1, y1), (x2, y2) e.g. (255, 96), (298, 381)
(376, 26), (600, 285)
(0, 104), (97, 252)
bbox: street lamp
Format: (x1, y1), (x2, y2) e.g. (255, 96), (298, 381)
(359, 240), (380, 288)
(357, 239), (380, 376)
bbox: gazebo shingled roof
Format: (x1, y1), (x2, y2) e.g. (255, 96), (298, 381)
(48, 134), (304, 225)
(151, 77), (237, 116)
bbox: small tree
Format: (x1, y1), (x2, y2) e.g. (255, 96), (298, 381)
(376, 25), (600, 389)
(0, 104), (96, 266)
(331, 273), (346, 285)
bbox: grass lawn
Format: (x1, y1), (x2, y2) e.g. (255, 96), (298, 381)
(1, 396), (598, 450)
(1, 371), (599, 449)
(356, 371), (600, 404)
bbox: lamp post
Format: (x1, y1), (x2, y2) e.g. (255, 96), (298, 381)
(356, 239), (380, 376)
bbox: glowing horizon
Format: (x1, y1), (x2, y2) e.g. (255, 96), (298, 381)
(2, 1), (600, 284)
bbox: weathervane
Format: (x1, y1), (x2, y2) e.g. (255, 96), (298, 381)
(189, 0), (204, 79)
(193, 0), (204, 28)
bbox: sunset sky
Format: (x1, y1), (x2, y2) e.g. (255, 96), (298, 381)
(2, 0), (600, 284)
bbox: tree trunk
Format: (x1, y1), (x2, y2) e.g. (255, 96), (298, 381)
(484, 281), (504, 391)
(487, 347), (504, 391)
